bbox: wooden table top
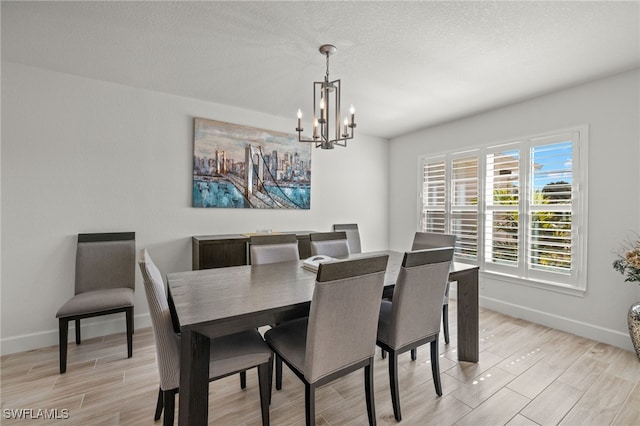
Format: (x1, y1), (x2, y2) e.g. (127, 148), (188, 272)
(167, 250), (477, 332)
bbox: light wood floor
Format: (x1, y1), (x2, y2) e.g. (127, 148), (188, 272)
(2, 301), (639, 425)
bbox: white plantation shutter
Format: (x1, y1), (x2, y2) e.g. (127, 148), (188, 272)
(485, 147), (521, 271)
(418, 127), (586, 290)
(451, 156), (479, 260)
(528, 137), (575, 279)
(420, 159), (446, 233)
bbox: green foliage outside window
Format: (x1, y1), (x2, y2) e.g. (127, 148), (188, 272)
(531, 181), (572, 272)
(490, 182), (571, 272)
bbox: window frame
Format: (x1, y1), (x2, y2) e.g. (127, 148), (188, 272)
(417, 126), (588, 293)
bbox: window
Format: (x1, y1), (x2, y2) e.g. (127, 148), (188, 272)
(419, 127), (587, 290)
(485, 146), (520, 271)
(421, 159), (446, 233)
(451, 154), (479, 261)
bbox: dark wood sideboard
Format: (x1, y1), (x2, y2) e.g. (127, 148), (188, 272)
(192, 231), (315, 270)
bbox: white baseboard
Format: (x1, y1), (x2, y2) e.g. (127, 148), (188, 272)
(0, 313), (151, 356)
(3, 294), (635, 356)
(476, 294), (634, 352)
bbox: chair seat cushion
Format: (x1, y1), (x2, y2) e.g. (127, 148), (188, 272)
(264, 317), (309, 374)
(376, 300), (393, 347)
(210, 329), (272, 378)
(56, 288), (134, 318)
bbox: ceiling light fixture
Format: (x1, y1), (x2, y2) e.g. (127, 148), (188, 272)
(296, 44), (356, 149)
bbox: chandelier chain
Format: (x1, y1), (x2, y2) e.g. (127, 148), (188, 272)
(326, 53), (331, 80)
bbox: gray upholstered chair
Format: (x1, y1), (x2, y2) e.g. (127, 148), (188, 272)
(381, 231), (457, 361)
(138, 249), (272, 426)
(265, 255), (389, 426)
(249, 233), (300, 388)
(250, 234), (300, 265)
(56, 232), (135, 374)
(376, 248), (454, 421)
(309, 231), (350, 257)
(333, 223), (362, 254)
(412, 232), (457, 346)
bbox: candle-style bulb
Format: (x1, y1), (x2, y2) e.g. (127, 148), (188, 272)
(349, 104), (356, 128)
(296, 108), (304, 132)
(319, 98), (327, 123)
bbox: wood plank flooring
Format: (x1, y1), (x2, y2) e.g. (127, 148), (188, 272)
(2, 301), (639, 425)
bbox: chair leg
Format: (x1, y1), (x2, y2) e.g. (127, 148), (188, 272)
(430, 339), (442, 396)
(126, 307), (133, 358)
(443, 304), (450, 345)
(364, 361), (377, 426)
(240, 371), (247, 389)
(388, 350), (401, 421)
(268, 356), (273, 404)
(257, 362), (271, 426)
(59, 318), (69, 374)
(275, 354), (283, 391)
(154, 387), (164, 421)
(305, 383), (316, 426)
(381, 349), (386, 359)
(163, 389), (177, 426)
(75, 319), (81, 344)
(410, 348), (417, 361)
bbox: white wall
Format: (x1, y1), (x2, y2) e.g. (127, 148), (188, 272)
(389, 69), (640, 351)
(0, 62), (389, 355)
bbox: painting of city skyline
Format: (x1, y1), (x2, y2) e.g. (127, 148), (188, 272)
(193, 118), (312, 209)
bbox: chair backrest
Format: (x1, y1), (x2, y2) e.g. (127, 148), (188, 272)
(333, 223), (362, 254)
(304, 255), (388, 384)
(386, 248), (454, 349)
(412, 232), (456, 303)
(138, 249), (180, 391)
(309, 231), (350, 257)
(411, 232), (456, 251)
(75, 232), (135, 295)
(250, 234), (300, 265)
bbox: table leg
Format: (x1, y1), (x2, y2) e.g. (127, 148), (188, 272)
(455, 268), (479, 362)
(179, 329), (211, 426)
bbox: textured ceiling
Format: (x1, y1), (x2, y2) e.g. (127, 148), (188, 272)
(2, 1), (639, 139)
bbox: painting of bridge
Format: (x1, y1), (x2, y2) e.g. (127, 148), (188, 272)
(193, 118), (311, 209)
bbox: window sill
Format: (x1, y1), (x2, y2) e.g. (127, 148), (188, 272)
(478, 269), (586, 297)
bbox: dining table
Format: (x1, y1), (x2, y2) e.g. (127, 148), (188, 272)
(166, 250), (479, 426)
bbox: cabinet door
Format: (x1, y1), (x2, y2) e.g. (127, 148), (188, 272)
(199, 242), (247, 269)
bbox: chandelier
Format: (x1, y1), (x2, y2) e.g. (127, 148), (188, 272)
(296, 44), (356, 149)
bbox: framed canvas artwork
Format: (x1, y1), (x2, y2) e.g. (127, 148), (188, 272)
(193, 118), (311, 209)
